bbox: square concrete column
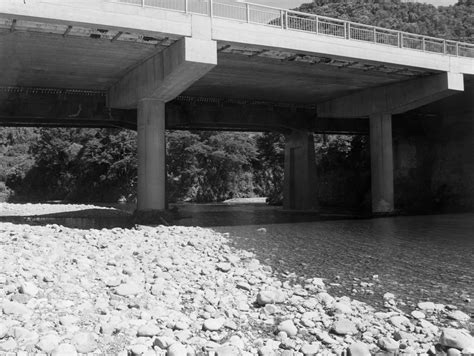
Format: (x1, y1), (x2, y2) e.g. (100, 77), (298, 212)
(370, 113), (394, 214)
(137, 98), (166, 212)
(283, 130), (318, 211)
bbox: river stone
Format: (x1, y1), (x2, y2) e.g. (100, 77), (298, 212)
(439, 328), (474, 350)
(447, 310), (470, 322)
(129, 344), (148, 356)
(390, 315), (411, 329)
(418, 302), (436, 311)
(331, 319), (358, 335)
(137, 323), (160, 337)
(51, 343), (78, 356)
(154, 336), (175, 349)
(447, 348), (462, 356)
(19, 281), (39, 297)
(378, 336), (399, 352)
(203, 318), (225, 331)
(256, 290), (286, 305)
(215, 345), (242, 356)
(0, 338), (18, 352)
(71, 331), (98, 353)
(36, 334), (61, 353)
(167, 342), (187, 356)
(216, 262), (232, 272)
(0, 324), (8, 339)
(277, 320), (298, 337)
(114, 282), (142, 296)
(333, 301), (352, 314)
(411, 310), (425, 319)
(2, 301), (31, 315)
(347, 342), (371, 356)
(300, 342), (320, 355)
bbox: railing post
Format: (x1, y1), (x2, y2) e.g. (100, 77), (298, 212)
(280, 10), (284, 29)
(443, 40), (446, 54)
(141, 0), (144, 7)
(422, 37), (425, 51)
(209, 0), (213, 17)
(343, 22), (347, 39)
(346, 22), (350, 39)
(246, 3), (250, 23)
(184, 0), (188, 13)
(456, 42), (459, 56)
(398, 33), (402, 48)
(373, 27), (376, 43)
(315, 16), (319, 35)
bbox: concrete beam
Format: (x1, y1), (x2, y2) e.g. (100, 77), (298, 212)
(317, 72), (464, 118)
(109, 37), (217, 109)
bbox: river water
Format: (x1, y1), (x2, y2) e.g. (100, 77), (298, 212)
(175, 204), (474, 315)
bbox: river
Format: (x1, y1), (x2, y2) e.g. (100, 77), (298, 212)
(174, 203), (474, 315)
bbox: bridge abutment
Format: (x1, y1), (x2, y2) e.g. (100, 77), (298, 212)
(283, 130), (318, 211)
(370, 113), (394, 214)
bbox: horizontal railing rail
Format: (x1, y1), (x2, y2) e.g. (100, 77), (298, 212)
(115, 0), (474, 58)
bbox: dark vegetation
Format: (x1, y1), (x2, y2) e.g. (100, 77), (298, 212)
(0, 0), (471, 206)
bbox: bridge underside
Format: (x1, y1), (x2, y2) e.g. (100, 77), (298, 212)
(0, 13), (472, 215)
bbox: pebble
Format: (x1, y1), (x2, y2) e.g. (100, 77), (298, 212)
(2, 301), (31, 316)
(378, 336), (399, 352)
(71, 331), (98, 353)
(256, 290), (286, 305)
(0, 324), (8, 339)
(439, 328), (474, 350)
(347, 341), (371, 356)
(331, 319), (358, 335)
(300, 342), (320, 355)
(167, 342), (187, 356)
(51, 343), (77, 356)
(418, 302), (436, 311)
(411, 310), (425, 319)
(447, 310), (470, 322)
(114, 282), (142, 296)
(36, 334), (61, 353)
(137, 323), (160, 337)
(277, 320), (298, 337)
(203, 318), (225, 331)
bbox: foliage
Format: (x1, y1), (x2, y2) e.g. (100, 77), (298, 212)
(298, 0), (473, 43)
(254, 132), (285, 205)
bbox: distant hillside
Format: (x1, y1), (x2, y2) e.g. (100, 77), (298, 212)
(297, 0), (473, 43)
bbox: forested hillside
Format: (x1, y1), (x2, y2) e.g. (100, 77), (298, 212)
(0, 0), (471, 205)
(298, 0), (473, 43)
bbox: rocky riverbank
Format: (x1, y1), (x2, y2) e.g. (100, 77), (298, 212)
(0, 213), (473, 355)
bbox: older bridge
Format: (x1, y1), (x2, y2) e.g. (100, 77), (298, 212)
(0, 0), (473, 214)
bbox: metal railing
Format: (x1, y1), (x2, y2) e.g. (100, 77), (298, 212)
(116, 0), (474, 58)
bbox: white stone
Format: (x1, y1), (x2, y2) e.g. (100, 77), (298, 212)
(277, 320), (297, 337)
(51, 343), (77, 356)
(439, 328), (474, 350)
(36, 334), (61, 353)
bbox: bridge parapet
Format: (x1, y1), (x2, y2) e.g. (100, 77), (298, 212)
(115, 0), (474, 58)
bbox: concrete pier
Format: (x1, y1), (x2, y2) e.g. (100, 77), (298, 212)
(137, 99), (166, 212)
(283, 130), (318, 211)
(370, 113), (394, 214)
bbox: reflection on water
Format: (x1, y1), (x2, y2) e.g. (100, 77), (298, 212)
(210, 211), (474, 314)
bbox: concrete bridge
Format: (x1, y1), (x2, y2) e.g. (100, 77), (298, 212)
(0, 0), (473, 215)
